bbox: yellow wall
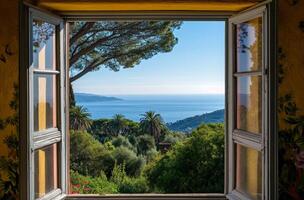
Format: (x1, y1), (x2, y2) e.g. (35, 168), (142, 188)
(277, 0), (304, 199)
(0, 0), (19, 199)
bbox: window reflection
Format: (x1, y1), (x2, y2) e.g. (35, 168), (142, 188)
(236, 17), (262, 72)
(33, 19), (56, 70)
(34, 144), (58, 198)
(236, 76), (262, 133)
(34, 74), (57, 132)
(235, 144), (262, 200)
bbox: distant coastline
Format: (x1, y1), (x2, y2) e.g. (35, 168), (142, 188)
(167, 109), (224, 132)
(75, 93), (123, 102)
(75, 93), (224, 126)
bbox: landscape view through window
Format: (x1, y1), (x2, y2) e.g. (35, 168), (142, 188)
(69, 21), (225, 194)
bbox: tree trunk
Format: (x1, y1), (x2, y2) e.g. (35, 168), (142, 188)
(69, 82), (76, 107)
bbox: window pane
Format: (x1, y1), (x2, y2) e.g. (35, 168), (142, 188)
(235, 144), (262, 200)
(236, 17), (262, 72)
(236, 76), (262, 133)
(34, 74), (57, 132)
(34, 143), (59, 199)
(33, 19), (56, 70)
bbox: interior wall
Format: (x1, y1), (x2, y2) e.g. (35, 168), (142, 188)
(0, 0), (20, 199)
(277, 0), (304, 199)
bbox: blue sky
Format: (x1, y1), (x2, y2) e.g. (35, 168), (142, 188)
(73, 21), (225, 95)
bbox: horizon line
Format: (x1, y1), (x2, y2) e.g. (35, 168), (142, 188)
(75, 92), (225, 96)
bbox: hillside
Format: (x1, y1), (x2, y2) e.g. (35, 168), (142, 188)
(167, 109), (224, 132)
(75, 93), (123, 103)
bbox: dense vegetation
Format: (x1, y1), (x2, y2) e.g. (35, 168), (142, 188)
(70, 106), (224, 194)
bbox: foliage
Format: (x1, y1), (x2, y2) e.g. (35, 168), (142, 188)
(136, 134), (156, 155)
(90, 117), (141, 142)
(70, 130), (145, 178)
(277, 47), (304, 200)
(69, 21), (182, 83)
(112, 147), (145, 177)
(111, 135), (134, 149)
(70, 130), (114, 177)
(70, 170), (118, 194)
(0, 83), (19, 200)
(110, 162), (127, 184)
(161, 132), (185, 144)
(118, 176), (150, 193)
(145, 123), (224, 193)
(107, 114), (128, 136)
(278, 94), (304, 199)
(70, 105), (92, 130)
(70, 111), (226, 194)
(140, 111), (165, 145)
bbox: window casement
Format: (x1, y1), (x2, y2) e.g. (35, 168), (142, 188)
(28, 8), (67, 200)
(22, 2), (274, 200)
(227, 6), (268, 200)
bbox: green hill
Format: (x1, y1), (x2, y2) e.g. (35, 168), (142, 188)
(167, 109), (224, 132)
(75, 93), (123, 103)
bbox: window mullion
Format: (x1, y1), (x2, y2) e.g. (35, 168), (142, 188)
(232, 133), (263, 151)
(33, 130), (62, 150)
(233, 71), (262, 77)
(33, 69), (60, 74)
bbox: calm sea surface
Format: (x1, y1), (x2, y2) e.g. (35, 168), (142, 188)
(77, 94), (225, 123)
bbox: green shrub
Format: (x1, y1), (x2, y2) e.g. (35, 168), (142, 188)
(136, 134), (156, 155)
(112, 147), (145, 177)
(111, 135), (136, 152)
(70, 130), (109, 176)
(70, 170), (118, 194)
(145, 123), (224, 193)
(110, 162), (127, 184)
(118, 176), (150, 193)
(161, 132), (185, 144)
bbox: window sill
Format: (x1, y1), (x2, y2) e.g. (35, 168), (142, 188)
(66, 193), (226, 200)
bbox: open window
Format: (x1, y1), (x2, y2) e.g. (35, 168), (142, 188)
(227, 6), (268, 200)
(24, 2), (272, 200)
(28, 8), (68, 200)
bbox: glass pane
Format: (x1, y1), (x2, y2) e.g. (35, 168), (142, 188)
(33, 19), (56, 70)
(236, 144), (262, 200)
(34, 74), (57, 132)
(34, 144), (59, 199)
(236, 76), (262, 133)
(236, 17), (262, 72)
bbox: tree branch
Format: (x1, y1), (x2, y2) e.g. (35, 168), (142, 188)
(70, 52), (131, 83)
(70, 22), (95, 45)
(69, 33), (117, 66)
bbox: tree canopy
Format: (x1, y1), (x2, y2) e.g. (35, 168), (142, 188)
(69, 21), (182, 82)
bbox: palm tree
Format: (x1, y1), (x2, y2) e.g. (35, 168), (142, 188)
(108, 114), (127, 136)
(140, 111), (164, 145)
(70, 105), (92, 131)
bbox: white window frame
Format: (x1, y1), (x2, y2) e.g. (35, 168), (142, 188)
(20, 1), (277, 200)
(226, 5), (269, 200)
(28, 7), (68, 200)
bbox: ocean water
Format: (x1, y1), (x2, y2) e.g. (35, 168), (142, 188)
(77, 94), (225, 123)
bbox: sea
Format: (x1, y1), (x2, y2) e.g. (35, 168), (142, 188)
(77, 94), (225, 123)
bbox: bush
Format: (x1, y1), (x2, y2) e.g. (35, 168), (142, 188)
(118, 176), (150, 193)
(70, 170), (118, 194)
(136, 134), (156, 155)
(111, 135), (136, 152)
(161, 132), (185, 144)
(70, 130), (109, 177)
(145, 123), (224, 193)
(112, 147), (145, 177)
